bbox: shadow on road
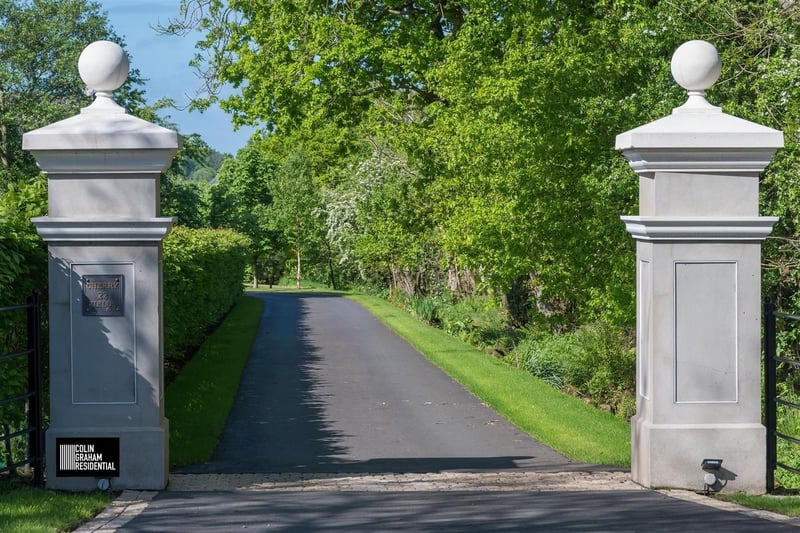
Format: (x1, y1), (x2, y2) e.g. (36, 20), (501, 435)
(178, 292), (606, 475)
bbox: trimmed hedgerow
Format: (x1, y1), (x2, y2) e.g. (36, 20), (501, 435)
(163, 226), (251, 365)
(0, 176), (48, 470)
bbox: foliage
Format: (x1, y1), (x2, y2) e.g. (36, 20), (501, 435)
(509, 325), (637, 418)
(206, 142), (286, 287)
(163, 0), (667, 327)
(436, 296), (509, 348)
(0, 0), (146, 189)
(159, 132), (214, 228)
(167, 0), (800, 328)
(0, 174), (47, 303)
(323, 147), (440, 294)
(167, 295), (262, 467)
(163, 226), (251, 366)
(402, 294), (441, 327)
(271, 150), (328, 288)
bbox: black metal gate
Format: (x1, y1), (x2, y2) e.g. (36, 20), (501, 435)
(0, 292), (44, 487)
(764, 301), (800, 492)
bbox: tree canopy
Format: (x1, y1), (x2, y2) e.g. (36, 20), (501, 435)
(157, 0), (800, 327)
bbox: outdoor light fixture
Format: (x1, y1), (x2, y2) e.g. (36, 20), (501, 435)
(701, 459), (723, 493)
(701, 459), (723, 471)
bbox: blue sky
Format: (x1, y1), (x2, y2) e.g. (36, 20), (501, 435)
(97, 1), (255, 155)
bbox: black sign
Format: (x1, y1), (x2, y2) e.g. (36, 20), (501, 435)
(56, 437), (120, 477)
(82, 275), (124, 317)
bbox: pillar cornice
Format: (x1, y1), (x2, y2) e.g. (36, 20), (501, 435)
(32, 217), (176, 243)
(619, 148), (781, 176)
(622, 216), (778, 242)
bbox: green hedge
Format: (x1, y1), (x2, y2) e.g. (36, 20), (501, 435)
(0, 177), (48, 469)
(163, 226), (252, 364)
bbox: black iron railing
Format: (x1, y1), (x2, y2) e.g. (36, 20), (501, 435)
(0, 292), (43, 487)
(765, 301), (800, 492)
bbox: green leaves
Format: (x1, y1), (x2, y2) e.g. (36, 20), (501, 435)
(176, 0), (800, 328)
(163, 226), (252, 361)
(0, 0), (138, 190)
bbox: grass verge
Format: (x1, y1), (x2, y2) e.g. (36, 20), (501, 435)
(166, 295), (264, 468)
(0, 295), (264, 533)
(0, 476), (113, 533)
(347, 292), (631, 466)
(718, 493), (800, 517)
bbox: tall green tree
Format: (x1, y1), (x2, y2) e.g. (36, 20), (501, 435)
(0, 0), (147, 188)
(271, 150), (326, 288)
(168, 0), (800, 328)
(206, 143), (284, 286)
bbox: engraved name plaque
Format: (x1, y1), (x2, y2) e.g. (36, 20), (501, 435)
(56, 437), (120, 477)
(82, 275), (124, 317)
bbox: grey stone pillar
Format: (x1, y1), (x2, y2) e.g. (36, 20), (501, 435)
(617, 40), (783, 494)
(25, 41), (179, 490)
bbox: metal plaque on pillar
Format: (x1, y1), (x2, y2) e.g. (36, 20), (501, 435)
(70, 263), (135, 404)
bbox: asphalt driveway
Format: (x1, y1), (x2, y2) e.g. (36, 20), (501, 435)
(105, 292), (797, 532)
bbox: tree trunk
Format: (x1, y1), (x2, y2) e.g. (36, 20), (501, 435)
(295, 248), (301, 289)
(326, 239), (337, 290)
(2, 423), (15, 474)
(252, 256), (259, 288)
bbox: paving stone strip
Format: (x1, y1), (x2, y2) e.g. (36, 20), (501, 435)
(165, 471), (643, 492)
(73, 490), (157, 533)
(75, 473), (800, 532)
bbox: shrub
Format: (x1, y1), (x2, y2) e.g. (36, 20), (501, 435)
(438, 296), (508, 347)
(0, 175), (48, 305)
(406, 294), (440, 325)
(0, 176), (48, 470)
(510, 322), (635, 418)
(163, 226), (252, 366)
(515, 339), (566, 389)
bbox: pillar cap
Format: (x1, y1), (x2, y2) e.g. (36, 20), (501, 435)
(616, 40), (783, 154)
(22, 40), (179, 153)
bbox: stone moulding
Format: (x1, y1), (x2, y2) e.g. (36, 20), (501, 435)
(28, 149), (179, 175)
(31, 217), (176, 242)
(620, 148), (781, 176)
(621, 216), (778, 242)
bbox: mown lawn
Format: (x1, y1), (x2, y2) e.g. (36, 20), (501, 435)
(166, 295), (264, 467)
(0, 475), (112, 533)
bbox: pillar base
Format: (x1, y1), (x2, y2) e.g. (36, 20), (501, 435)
(45, 421), (169, 491)
(631, 415), (765, 494)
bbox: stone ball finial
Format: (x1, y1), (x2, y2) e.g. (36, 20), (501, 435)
(670, 40), (721, 92)
(78, 40), (129, 93)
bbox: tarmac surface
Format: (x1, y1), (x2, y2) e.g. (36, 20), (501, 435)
(78, 292), (800, 531)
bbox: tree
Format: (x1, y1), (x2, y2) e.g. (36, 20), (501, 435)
(206, 143), (284, 287)
(0, 0), (147, 189)
(165, 0), (800, 329)
(324, 146), (437, 294)
(270, 151), (326, 289)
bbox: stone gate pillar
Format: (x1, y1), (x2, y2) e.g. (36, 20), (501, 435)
(25, 41), (179, 490)
(617, 40), (783, 494)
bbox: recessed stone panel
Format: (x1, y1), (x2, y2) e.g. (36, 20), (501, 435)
(638, 260), (651, 400)
(70, 263), (135, 404)
(674, 261), (737, 403)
